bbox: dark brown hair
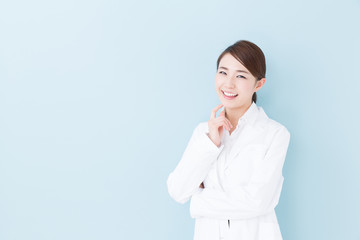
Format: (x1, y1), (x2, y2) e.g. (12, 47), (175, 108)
(216, 40), (266, 104)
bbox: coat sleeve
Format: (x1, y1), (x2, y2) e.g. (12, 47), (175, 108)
(189, 126), (291, 219)
(167, 123), (225, 204)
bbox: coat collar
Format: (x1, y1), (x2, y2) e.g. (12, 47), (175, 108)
(202, 101), (269, 134)
(236, 101), (261, 127)
(223, 102), (269, 168)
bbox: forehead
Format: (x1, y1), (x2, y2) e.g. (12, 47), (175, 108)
(219, 53), (247, 70)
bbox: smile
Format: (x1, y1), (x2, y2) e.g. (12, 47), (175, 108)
(222, 90), (238, 99)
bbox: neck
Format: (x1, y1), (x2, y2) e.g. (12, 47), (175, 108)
(225, 101), (252, 128)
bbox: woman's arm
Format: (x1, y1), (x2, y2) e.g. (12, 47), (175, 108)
(189, 126), (291, 219)
(166, 123), (224, 204)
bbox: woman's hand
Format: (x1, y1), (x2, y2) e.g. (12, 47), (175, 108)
(208, 104), (233, 147)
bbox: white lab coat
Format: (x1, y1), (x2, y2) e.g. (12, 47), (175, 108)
(167, 101), (291, 240)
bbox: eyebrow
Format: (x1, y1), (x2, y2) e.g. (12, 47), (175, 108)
(219, 66), (250, 74)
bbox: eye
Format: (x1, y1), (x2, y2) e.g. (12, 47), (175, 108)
(237, 75), (246, 79)
(219, 71), (226, 75)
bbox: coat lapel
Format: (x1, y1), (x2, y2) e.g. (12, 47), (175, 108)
(225, 124), (265, 169)
(224, 104), (268, 169)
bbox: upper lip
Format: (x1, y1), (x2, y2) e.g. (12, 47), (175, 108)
(222, 89), (237, 94)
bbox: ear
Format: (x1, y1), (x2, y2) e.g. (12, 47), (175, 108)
(255, 78), (266, 92)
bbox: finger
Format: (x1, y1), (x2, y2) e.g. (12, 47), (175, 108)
(224, 117), (233, 128)
(220, 117), (232, 130)
(221, 109), (233, 128)
(215, 118), (231, 131)
(217, 114), (232, 127)
(223, 119), (231, 131)
(226, 119), (233, 129)
(210, 104), (224, 119)
(220, 112), (229, 130)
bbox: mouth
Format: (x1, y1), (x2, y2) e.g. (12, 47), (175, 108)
(221, 90), (238, 100)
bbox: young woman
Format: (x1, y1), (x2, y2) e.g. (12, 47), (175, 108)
(167, 40), (291, 240)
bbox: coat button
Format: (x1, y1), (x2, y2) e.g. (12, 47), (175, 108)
(224, 168), (230, 176)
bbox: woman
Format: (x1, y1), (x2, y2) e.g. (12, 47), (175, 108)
(167, 40), (291, 240)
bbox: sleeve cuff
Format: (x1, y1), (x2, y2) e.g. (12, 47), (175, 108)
(199, 132), (225, 153)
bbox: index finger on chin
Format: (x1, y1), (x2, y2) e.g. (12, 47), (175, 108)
(210, 104), (224, 119)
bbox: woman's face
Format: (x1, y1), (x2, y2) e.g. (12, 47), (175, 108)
(215, 53), (264, 110)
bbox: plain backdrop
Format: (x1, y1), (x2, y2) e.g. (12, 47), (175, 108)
(1, 0), (359, 239)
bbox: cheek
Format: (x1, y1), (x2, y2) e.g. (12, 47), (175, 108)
(240, 82), (254, 92)
(215, 78), (221, 88)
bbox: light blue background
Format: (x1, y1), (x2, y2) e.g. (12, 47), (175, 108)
(1, 0), (359, 239)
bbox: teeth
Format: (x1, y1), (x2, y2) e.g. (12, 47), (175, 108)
(223, 91), (237, 97)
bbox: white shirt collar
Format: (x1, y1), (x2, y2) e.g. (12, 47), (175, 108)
(236, 101), (259, 126)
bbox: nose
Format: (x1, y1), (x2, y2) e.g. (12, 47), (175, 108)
(223, 74), (237, 87)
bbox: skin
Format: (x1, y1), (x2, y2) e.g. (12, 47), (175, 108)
(199, 52), (266, 189)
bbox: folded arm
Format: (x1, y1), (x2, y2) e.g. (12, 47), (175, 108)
(190, 126), (291, 219)
(167, 123), (225, 204)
